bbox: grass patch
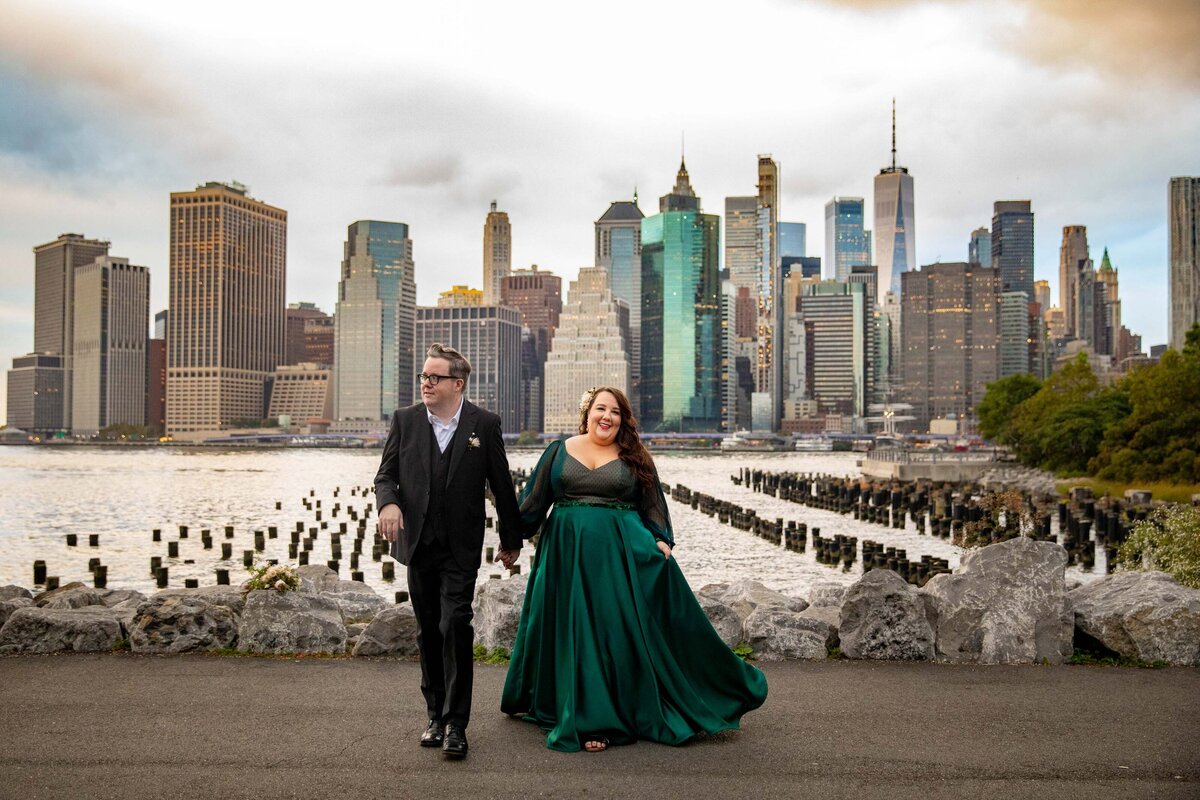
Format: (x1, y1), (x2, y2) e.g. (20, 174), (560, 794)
(826, 646), (842, 660)
(110, 638), (130, 652)
(1068, 648), (1169, 669)
(473, 644), (511, 665)
(732, 643), (755, 661)
(1056, 478), (1200, 505)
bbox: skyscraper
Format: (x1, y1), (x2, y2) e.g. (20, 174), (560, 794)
(779, 222), (807, 262)
(969, 228), (992, 267)
(5, 354), (64, 434)
(1097, 248), (1121, 353)
(167, 182), (286, 434)
(543, 267), (630, 434)
(333, 220), (416, 421)
(71, 256), (149, 435)
(998, 291), (1032, 378)
(482, 201), (511, 305)
(873, 102), (916, 304)
(1169, 177), (1200, 351)
(792, 280), (876, 417)
(595, 198), (644, 407)
(824, 197), (870, 282)
(724, 195), (758, 288)
(31, 233), (111, 425)
(902, 262), (1000, 429)
(992, 200), (1035, 299)
(437, 286), (484, 307)
(754, 156), (782, 431)
(501, 265), (562, 433)
(414, 305), (522, 431)
(640, 163), (721, 432)
(285, 302), (333, 367)
(1059, 224), (1089, 338)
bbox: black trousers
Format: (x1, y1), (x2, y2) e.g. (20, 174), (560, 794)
(407, 536), (478, 728)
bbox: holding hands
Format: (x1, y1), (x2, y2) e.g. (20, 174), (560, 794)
(496, 547), (521, 569)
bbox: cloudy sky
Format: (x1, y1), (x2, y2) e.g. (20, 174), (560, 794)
(2, 0), (1198, 419)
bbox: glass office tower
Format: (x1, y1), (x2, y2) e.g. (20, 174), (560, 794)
(824, 197), (871, 282)
(334, 220), (417, 419)
(640, 206), (721, 432)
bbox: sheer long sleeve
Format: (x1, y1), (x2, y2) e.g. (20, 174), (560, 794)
(640, 467), (675, 549)
(517, 440), (561, 538)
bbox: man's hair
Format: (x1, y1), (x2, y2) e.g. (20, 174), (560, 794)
(426, 343), (471, 381)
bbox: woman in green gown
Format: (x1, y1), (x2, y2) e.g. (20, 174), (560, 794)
(499, 387), (768, 752)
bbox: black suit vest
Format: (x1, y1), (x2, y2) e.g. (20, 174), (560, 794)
(421, 423), (458, 544)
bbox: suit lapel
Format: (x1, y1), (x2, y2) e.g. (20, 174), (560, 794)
(445, 400), (478, 487)
(414, 405), (433, 481)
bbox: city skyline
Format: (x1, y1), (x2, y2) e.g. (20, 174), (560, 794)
(2, 0), (1198, 420)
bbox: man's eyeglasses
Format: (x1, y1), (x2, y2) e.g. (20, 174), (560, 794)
(417, 373), (456, 386)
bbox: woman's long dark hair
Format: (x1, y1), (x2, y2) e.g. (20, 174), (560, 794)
(578, 387), (658, 498)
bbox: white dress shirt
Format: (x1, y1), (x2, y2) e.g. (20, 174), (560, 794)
(427, 397), (464, 453)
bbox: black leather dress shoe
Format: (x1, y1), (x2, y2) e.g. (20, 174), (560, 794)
(419, 719), (444, 748)
(442, 723), (468, 759)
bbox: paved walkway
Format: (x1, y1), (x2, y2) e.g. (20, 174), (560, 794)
(0, 655), (1196, 799)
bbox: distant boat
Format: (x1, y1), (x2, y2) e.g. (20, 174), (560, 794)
(794, 437), (834, 452)
(719, 431), (791, 451)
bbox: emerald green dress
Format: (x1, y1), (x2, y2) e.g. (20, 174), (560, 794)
(500, 440), (768, 752)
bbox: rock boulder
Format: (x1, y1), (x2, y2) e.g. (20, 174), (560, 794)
(474, 575), (527, 651)
(34, 582), (104, 610)
(298, 565), (340, 594)
(709, 579), (808, 620)
(923, 537), (1072, 665)
(129, 595), (239, 654)
(0, 585), (32, 601)
(1068, 571), (1200, 666)
(0, 597), (34, 628)
(0, 606), (122, 654)
(698, 593), (744, 648)
(743, 607), (828, 661)
(352, 605), (420, 657)
(839, 569), (933, 661)
(154, 586), (246, 616)
(797, 604), (841, 650)
(324, 580), (389, 624)
(237, 591), (347, 655)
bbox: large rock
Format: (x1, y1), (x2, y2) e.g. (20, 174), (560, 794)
(154, 586), (246, 616)
(34, 582), (104, 610)
(797, 604), (841, 650)
(474, 574), (527, 651)
(0, 585), (32, 601)
(923, 537), (1072, 665)
(839, 569), (933, 661)
(0, 597), (34, 628)
(324, 580), (389, 624)
(806, 582), (847, 609)
(298, 565), (340, 594)
(99, 588), (146, 608)
(709, 579), (808, 620)
(0, 606), (122, 654)
(237, 590), (347, 655)
(743, 607), (828, 661)
(1068, 571), (1200, 666)
(352, 605), (421, 657)
(697, 593), (744, 648)
(128, 595), (239, 654)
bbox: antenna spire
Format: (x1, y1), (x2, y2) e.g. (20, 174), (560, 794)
(891, 98), (897, 171)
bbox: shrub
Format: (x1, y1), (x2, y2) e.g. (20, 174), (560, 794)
(1116, 504), (1200, 589)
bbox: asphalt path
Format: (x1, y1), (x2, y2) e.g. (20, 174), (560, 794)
(0, 655), (1196, 800)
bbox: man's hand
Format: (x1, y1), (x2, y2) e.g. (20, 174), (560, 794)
(378, 504), (403, 542)
(497, 547), (521, 569)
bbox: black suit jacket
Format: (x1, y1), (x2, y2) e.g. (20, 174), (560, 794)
(374, 399), (523, 571)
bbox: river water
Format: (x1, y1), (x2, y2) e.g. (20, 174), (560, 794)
(0, 446), (1104, 600)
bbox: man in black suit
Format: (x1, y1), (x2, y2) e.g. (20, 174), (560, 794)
(375, 343), (523, 759)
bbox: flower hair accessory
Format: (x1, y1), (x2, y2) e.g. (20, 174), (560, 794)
(578, 387), (598, 414)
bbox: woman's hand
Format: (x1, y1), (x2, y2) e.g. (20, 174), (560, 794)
(656, 541), (672, 560)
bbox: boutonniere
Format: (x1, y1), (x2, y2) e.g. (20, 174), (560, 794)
(467, 433), (481, 449)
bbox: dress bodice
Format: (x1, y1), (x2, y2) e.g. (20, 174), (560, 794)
(561, 453), (639, 504)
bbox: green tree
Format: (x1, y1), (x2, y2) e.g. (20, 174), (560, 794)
(1091, 323), (1200, 483)
(1008, 353), (1129, 475)
(516, 430), (541, 445)
(977, 373), (1042, 444)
